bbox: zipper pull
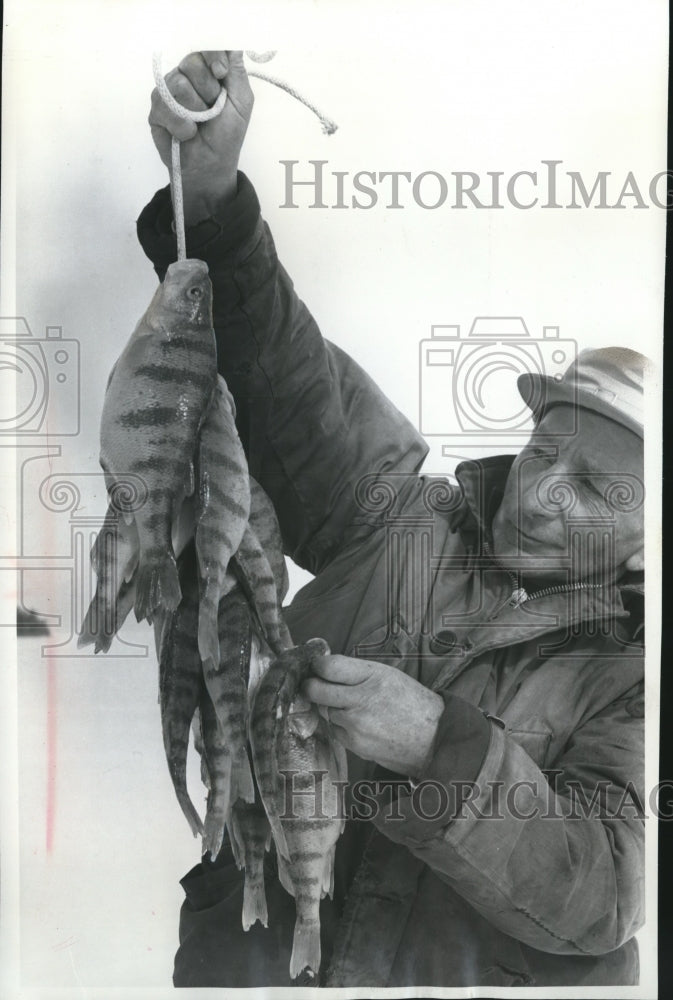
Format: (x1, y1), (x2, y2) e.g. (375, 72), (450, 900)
(508, 587), (529, 608)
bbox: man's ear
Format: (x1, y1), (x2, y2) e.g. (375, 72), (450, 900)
(624, 549), (644, 572)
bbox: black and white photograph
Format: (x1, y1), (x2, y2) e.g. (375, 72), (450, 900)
(0, 1), (667, 996)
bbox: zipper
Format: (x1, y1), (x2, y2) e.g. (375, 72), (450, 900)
(482, 540), (604, 617)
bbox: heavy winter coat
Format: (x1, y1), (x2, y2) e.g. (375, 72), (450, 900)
(137, 174), (645, 988)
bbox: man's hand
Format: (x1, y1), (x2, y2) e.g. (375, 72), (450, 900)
(148, 51), (254, 224)
(301, 654), (444, 778)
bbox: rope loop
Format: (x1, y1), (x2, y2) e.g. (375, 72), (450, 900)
(152, 52), (339, 261)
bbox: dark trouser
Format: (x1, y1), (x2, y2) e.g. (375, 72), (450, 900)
(173, 843), (341, 987)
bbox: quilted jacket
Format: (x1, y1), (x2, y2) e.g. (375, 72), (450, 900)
(137, 174), (645, 988)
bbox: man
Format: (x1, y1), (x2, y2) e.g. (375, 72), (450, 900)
(138, 51), (647, 988)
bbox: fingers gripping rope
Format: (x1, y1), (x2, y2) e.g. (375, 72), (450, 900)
(152, 53), (228, 261)
(152, 52), (339, 260)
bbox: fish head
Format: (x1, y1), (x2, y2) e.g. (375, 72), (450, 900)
(153, 260), (214, 330)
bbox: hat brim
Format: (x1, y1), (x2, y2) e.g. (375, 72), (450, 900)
(517, 373), (643, 438)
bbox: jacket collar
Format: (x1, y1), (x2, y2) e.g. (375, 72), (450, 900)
(452, 455), (645, 619)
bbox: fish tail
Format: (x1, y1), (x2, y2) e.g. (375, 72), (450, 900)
(290, 918), (322, 981)
(134, 556), (181, 622)
(176, 787), (204, 838)
(231, 753), (255, 806)
(242, 874), (268, 931)
(203, 780), (231, 861)
(78, 591), (116, 653)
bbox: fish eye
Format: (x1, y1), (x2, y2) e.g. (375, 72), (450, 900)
(187, 286), (203, 300)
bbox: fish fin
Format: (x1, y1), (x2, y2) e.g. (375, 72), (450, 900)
(123, 549), (139, 584)
(202, 755), (233, 861)
(322, 845), (337, 899)
(105, 360), (117, 392)
(227, 810), (246, 869)
(134, 557), (181, 622)
(275, 849), (295, 897)
(290, 921), (321, 981)
(176, 789), (204, 838)
(333, 740), (349, 837)
(203, 797), (229, 862)
(78, 594), (114, 654)
(265, 813), (290, 861)
(191, 709), (211, 790)
(231, 755), (256, 806)
(242, 879), (268, 931)
(197, 597), (220, 667)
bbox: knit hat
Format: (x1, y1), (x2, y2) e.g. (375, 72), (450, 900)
(517, 347), (652, 437)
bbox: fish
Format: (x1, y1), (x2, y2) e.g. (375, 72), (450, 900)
(192, 700), (272, 927)
(195, 377), (250, 667)
(198, 582), (256, 857)
(99, 258), (217, 623)
(227, 794), (273, 930)
(232, 524), (292, 655)
(197, 673), (239, 860)
(231, 477), (292, 653)
(248, 477), (289, 603)
(157, 542), (204, 838)
(249, 638), (347, 980)
(78, 491), (199, 653)
(78, 503), (140, 652)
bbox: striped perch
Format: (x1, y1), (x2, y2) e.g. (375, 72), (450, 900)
(232, 524), (292, 656)
(197, 673), (241, 861)
(157, 543), (204, 839)
(249, 639), (347, 981)
(99, 259), (217, 624)
(228, 795), (273, 930)
(198, 582), (257, 858)
(248, 477), (290, 604)
(195, 377), (251, 668)
(79, 493), (198, 653)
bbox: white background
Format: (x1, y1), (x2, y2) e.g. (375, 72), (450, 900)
(0, 0), (667, 996)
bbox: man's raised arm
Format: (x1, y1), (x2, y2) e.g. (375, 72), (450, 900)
(137, 51), (427, 575)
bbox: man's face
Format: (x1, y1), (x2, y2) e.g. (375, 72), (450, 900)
(491, 404), (644, 583)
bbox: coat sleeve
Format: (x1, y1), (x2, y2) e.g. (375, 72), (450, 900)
(137, 174), (428, 575)
(372, 680), (645, 956)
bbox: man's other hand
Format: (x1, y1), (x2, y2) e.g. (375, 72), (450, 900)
(301, 654), (444, 778)
(149, 50), (254, 223)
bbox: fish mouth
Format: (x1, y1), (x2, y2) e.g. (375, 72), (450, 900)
(166, 259), (209, 280)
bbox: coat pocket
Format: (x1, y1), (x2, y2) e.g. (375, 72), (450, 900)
(505, 717), (553, 767)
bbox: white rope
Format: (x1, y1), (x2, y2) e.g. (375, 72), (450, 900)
(247, 69), (338, 135)
(152, 52), (228, 261)
(152, 53), (339, 258)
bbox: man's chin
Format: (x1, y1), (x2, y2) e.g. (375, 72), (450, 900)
(491, 523), (568, 579)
